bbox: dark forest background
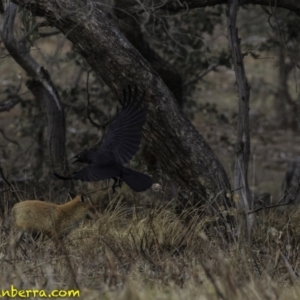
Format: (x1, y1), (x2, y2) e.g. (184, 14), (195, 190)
(1, 1), (300, 298)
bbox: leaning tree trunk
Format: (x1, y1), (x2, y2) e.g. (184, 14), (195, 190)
(115, 1), (184, 107)
(11, 0), (234, 216)
(115, 0), (184, 185)
(1, 2), (72, 201)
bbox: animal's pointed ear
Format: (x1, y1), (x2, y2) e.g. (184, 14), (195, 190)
(80, 194), (90, 203)
(68, 192), (76, 200)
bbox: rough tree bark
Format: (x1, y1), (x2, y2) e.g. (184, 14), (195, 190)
(0, 2), (72, 201)
(227, 0), (252, 237)
(115, 1), (184, 106)
(115, 0), (185, 185)
(11, 0), (233, 214)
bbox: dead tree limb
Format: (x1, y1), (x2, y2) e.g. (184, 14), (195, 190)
(227, 0), (252, 238)
(0, 2), (72, 199)
(0, 96), (21, 112)
(0, 3), (61, 111)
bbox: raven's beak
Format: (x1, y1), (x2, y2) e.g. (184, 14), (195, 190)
(71, 155), (79, 164)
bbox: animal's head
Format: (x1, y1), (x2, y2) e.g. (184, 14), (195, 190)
(70, 193), (93, 213)
(72, 148), (94, 164)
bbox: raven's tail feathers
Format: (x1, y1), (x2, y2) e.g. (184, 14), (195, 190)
(121, 167), (152, 192)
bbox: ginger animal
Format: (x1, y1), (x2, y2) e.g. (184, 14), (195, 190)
(9, 194), (93, 258)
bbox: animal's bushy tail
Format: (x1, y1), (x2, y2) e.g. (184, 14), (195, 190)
(121, 167), (152, 192)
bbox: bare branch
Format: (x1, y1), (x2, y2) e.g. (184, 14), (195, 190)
(0, 3), (61, 111)
(228, 0), (252, 238)
(0, 2), (71, 194)
(0, 96), (20, 112)
(248, 199), (295, 214)
(20, 20), (45, 43)
(38, 30), (60, 38)
(249, 182), (300, 214)
(183, 63), (219, 88)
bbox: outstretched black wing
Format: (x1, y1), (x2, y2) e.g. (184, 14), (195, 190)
(100, 86), (147, 165)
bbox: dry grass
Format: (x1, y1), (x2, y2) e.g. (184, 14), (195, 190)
(1, 191), (300, 299)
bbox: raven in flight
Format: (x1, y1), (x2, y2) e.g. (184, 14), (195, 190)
(54, 87), (152, 192)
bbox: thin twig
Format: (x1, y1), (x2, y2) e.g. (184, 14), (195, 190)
(248, 183), (300, 214)
(20, 22), (38, 43)
(248, 199), (295, 214)
(0, 97), (20, 112)
(183, 63), (218, 88)
(38, 31), (60, 38)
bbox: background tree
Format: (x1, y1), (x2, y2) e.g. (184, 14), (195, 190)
(0, 0), (299, 224)
(1, 0), (234, 217)
(1, 0), (300, 296)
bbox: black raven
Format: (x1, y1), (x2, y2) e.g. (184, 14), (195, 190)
(54, 87), (152, 192)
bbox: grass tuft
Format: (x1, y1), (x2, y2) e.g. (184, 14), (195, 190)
(1, 193), (300, 299)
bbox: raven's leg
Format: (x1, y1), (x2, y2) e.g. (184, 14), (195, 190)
(112, 177), (118, 193)
(119, 177), (123, 187)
